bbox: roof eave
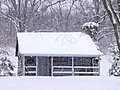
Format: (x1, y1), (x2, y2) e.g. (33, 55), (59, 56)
(20, 53), (103, 57)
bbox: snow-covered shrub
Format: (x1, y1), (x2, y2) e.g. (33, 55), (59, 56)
(0, 49), (15, 76)
(109, 46), (120, 76)
(82, 22), (99, 41)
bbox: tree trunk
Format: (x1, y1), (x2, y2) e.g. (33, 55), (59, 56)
(18, 0), (22, 32)
(93, 0), (99, 22)
(118, 0), (120, 18)
(22, 0), (28, 32)
(102, 0), (120, 54)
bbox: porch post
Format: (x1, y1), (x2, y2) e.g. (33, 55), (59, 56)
(98, 58), (100, 76)
(23, 56), (25, 76)
(51, 57), (53, 76)
(92, 58), (94, 72)
(36, 57), (38, 76)
(72, 56), (74, 76)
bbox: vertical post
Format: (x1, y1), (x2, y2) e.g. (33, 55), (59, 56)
(92, 58), (94, 72)
(36, 56), (38, 76)
(72, 56), (74, 76)
(51, 57), (53, 76)
(98, 57), (100, 76)
(23, 56), (25, 76)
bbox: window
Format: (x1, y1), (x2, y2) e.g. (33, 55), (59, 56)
(25, 56), (36, 66)
(74, 57), (92, 66)
(25, 67), (36, 72)
(53, 73), (72, 76)
(73, 57), (99, 76)
(52, 57), (72, 76)
(24, 56), (37, 76)
(53, 57), (72, 66)
(25, 73), (36, 76)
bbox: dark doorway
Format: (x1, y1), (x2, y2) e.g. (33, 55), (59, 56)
(37, 57), (51, 76)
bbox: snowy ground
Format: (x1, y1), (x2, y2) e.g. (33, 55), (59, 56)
(0, 76), (120, 90)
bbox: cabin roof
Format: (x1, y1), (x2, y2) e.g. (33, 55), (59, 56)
(17, 32), (103, 57)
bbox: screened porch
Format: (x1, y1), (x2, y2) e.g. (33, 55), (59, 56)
(19, 56), (100, 76)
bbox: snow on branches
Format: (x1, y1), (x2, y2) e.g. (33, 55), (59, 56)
(82, 22), (99, 41)
(82, 22), (99, 28)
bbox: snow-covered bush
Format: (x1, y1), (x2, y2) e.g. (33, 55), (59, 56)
(0, 49), (15, 76)
(82, 22), (99, 41)
(109, 46), (120, 76)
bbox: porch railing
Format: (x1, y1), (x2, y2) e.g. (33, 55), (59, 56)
(52, 66), (99, 76)
(24, 66), (37, 76)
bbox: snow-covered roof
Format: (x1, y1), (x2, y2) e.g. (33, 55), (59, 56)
(17, 32), (103, 57)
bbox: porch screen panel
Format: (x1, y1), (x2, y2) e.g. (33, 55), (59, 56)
(53, 57), (72, 66)
(25, 56), (36, 66)
(24, 56), (36, 76)
(53, 57), (72, 76)
(74, 57), (99, 76)
(74, 57), (92, 66)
